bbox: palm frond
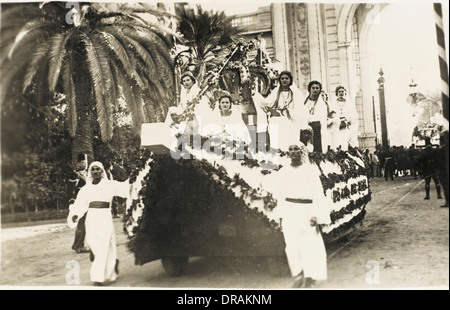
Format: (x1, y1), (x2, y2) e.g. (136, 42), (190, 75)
(142, 87), (167, 123)
(8, 18), (56, 59)
(22, 40), (51, 92)
(99, 30), (135, 78)
(100, 27), (151, 93)
(116, 68), (146, 133)
(81, 32), (113, 142)
(110, 17), (182, 45)
(136, 26), (174, 68)
(0, 3), (43, 29)
(145, 83), (168, 122)
(23, 41), (50, 92)
(61, 51), (77, 137)
(48, 31), (73, 92)
(143, 102), (157, 123)
(90, 32), (118, 117)
(121, 27), (175, 97)
(134, 60), (166, 99)
(176, 5), (239, 67)
(90, 32), (116, 141)
(108, 62), (122, 110)
(117, 31), (166, 96)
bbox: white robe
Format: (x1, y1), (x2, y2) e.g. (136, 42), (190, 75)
(165, 84), (217, 137)
(208, 104), (250, 143)
(265, 163), (331, 280)
(328, 97), (359, 151)
(68, 179), (129, 283)
(165, 84), (201, 134)
(253, 84), (308, 151)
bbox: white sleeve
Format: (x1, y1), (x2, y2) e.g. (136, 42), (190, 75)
(251, 95), (269, 133)
(67, 187), (90, 228)
(112, 180), (131, 199)
(252, 88), (278, 108)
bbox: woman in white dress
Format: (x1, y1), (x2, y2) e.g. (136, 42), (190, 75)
(252, 71), (308, 151)
(165, 71), (201, 131)
(166, 71), (216, 138)
(304, 80), (331, 153)
(214, 93), (249, 143)
(329, 85), (359, 151)
(68, 161), (130, 286)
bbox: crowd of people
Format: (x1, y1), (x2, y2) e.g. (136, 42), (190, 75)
(362, 137), (448, 208)
(168, 69), (360, 155)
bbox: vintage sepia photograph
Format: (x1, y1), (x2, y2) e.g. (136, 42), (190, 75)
(0, 0), (448, 292)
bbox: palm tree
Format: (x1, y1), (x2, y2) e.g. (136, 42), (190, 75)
(407, 91), (442, 124)
(1, 2), (180, 164)
(174, 4), (240, 84)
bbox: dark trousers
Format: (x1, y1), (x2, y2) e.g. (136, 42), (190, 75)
(112, 197), (126, 216)
(308, 121), (322, 153)
(385, 166), (395, 181)
(257, 131), (269, 152)
(72, 214), (86, 250)
(424, 174), (441, 198)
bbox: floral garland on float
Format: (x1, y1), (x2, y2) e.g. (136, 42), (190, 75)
(123, 131), (371, 264)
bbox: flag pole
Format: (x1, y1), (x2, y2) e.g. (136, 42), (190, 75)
(433, 2), (449, 121)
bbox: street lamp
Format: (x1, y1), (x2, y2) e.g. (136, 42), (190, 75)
(377, 67), (389, 148)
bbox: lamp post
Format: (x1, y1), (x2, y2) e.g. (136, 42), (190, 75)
(377, 67), (389, 148)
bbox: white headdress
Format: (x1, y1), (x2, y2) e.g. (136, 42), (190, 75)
(87, 161), (108, 184)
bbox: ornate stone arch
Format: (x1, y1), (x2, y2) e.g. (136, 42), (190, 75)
(336, 3), (390, 150)
(337, 3), (359, 44)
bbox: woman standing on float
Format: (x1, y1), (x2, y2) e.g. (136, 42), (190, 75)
(329, 85), (359, 151)
(252, 70), (308, 151)
(165, 71), (202, 134)
(166, 71), (215, 137)
(304, 80), (331, 153)
(68, 161), (130, 286)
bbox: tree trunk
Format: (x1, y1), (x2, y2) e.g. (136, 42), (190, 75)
(9, 196), (15, 214)
(72, 108), (94, 165)
(72, 58), (94, 167)
(56, 186), (60, 211)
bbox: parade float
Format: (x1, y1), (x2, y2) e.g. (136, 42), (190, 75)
(123, 40), (371, 277)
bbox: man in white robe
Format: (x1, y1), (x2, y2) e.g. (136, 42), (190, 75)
(264, 144), (331, 287)
(68, 161), (130, 286)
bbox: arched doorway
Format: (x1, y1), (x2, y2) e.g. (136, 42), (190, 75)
(336, 3), (389, 150)
(340, 3), (443, 148)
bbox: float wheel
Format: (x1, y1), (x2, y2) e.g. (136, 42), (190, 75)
(161, 256), (189, 277)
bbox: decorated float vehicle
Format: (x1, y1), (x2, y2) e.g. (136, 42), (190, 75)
(123, 41), (371, 277)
